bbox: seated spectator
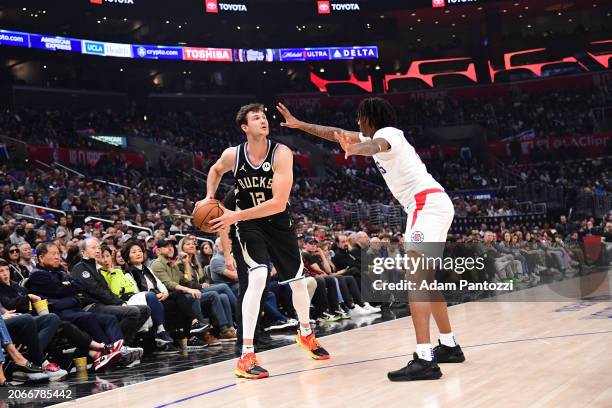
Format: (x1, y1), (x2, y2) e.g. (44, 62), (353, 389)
(478, 231), (523, 281)
(25, 242), (126, 372)
(121, 241), (208, 343)
(197, 242), (213, 268)
(151, 239), (220, 348)
(301, 238), (343, 322)
(98, 244), (176, 351)
(332, 234), (362, 285)
(208, 237), (239, 295)
(177, 237), (237, 343)
(3, 244), (29, 284)
(0, 316), (49, 383)
(19, 242), (36, 275)
(0, 259), (67, 381)
(70, 238), (150, 358)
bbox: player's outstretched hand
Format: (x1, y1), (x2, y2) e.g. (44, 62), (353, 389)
(277, 103), (302, 128)
(335, 131), (354, 159)
(209, 207), (240, 232)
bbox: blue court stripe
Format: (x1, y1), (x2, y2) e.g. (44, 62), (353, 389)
(155, 383), (236, 408)
(155, 329), (612, 407)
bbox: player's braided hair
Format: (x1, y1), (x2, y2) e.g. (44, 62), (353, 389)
(357, 97), (397, 130)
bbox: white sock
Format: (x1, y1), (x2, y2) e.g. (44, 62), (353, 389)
(241, 265), (268, 341)
(299, 325), (312, 337)
(242, 345), (255, 356)
(439, 332), (457, 347)
(416, 344), (433, 361)
(289, 278), (312, 331)
(157, 325), (166, 334)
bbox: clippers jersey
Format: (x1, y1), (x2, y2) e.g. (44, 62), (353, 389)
(233, 139), (291, 227)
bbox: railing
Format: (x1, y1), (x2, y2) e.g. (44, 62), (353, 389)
(83, 216), (152, 235)
(3, 200), (66, 217)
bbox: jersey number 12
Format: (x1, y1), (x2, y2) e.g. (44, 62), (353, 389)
(249, 192), (266, 206)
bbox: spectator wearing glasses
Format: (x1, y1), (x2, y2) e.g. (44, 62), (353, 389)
(3, 244), (29, 284)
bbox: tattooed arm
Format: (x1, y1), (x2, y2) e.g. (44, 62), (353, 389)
(276, 102), (361, 144)
(338, 136), (391, 158)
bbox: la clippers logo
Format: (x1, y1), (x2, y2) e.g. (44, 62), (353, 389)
(318, 1), (331, 14)
(205, 0), (219, 13)
(432, 0), (445, 7)
(411, 231), (424, 243)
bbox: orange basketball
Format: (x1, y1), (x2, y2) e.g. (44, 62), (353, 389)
(192, 199), (224, 233)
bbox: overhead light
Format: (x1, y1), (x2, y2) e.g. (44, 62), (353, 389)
(452, 23), (456, 27)
(375, 65), (380, 70)
(514, 2), (519, 5)
(527, 24), (532, 28)
(379, 15), (384, 19)
(452, 34), (456, 38)
(97, 20), (101, 24)
(417, 18), (421, 22)
(123, 18), (127, 21)
(103, 16), (107, 20)
(119, 68), (123, 72)
(461, 14), (466, 18)
(42, 10), (46, 14)
(445, 10), (450, 14)
(318, 25), (322, 29)
(178, 25), (182, 28)
(558, 12), (562, 15)
(568, 18), (573, 22)
(477, 7), (482, 11)
(165, 20), (170, 24)
(236, 26), (241, 30)
(502, 9), (507, 13)
(417, 38), (421, 42)
(22, 7), (26, 11)
(409, 27), (413, 30)
(256, 26), (260, 30)
(411, 13), (416, 17)
(524, 6), (529, 9)
(263, 70), (267, 75)
(319, 68), (325, 73)
(519, 15), (523, 18)
(183, 71), (187, 74)
(435, 21), (439, 24)
(43, 65), (47, 69)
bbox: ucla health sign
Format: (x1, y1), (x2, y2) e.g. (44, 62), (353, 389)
(82, 40), (106, 55)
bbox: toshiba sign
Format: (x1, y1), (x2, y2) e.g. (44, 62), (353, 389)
(182, 47), (233, 62)
(317, 1), (360, 14)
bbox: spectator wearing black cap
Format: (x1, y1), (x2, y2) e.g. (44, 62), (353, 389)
(301, 237), (343, 322)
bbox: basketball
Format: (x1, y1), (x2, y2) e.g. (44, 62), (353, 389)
(192, 199), (224, 233)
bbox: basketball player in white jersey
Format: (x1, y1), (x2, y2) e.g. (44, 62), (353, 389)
(277, 98), (465, 381)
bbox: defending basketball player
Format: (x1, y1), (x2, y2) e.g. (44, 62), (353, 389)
(200, 103), (330, 380)
(277, 98), (465, 381)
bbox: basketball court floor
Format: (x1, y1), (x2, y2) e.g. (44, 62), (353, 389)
(52, 270), (611, 408)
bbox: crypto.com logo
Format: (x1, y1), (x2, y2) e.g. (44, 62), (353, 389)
(205, 0), (219, 13)
(317, 1), (331, 14)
